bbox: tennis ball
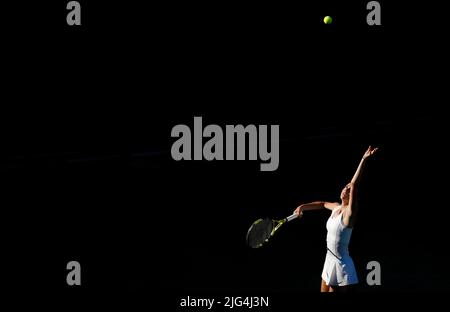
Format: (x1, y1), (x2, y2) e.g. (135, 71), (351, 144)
(323, 16), (332, 25)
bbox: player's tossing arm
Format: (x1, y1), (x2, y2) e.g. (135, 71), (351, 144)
(350, 146), (378, 185)
(346, 146), (379, 226)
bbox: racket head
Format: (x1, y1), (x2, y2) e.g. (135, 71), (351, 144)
(246, 217), (274, 248)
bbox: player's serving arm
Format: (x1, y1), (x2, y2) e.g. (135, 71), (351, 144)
(294, 201), (340, 213)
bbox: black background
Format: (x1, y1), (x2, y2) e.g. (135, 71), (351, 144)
(2, 0), (448, 308)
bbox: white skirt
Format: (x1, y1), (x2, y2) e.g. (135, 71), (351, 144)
(321, 251), (358, 286)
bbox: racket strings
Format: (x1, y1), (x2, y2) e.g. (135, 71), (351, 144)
(247, 216), (293, 248)
(246, 218), (273, 248)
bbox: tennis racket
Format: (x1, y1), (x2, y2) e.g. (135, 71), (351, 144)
(246, 212), (301, 248)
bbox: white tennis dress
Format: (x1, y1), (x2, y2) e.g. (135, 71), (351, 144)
(321, 206), (358, 286)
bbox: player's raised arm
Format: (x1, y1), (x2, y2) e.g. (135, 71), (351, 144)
(350, 146), (378, 185)
(345, 146), (378, 226)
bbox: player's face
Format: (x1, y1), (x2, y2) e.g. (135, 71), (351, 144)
(340, 184), (351, 201)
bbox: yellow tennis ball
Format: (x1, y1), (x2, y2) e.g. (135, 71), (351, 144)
(323, 16), (332, 24)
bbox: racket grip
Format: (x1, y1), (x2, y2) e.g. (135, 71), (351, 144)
(286, 213), (299, 222)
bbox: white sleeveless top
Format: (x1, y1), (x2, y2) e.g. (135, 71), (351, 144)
(321, 206), (358, 286)
(326, 206), (353, 259)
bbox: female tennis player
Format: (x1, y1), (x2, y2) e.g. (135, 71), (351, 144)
(294, 146), (378, 292)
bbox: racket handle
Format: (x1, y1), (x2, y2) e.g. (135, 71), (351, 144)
(286, 213), (300, 222)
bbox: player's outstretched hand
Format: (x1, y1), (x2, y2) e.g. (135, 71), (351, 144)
(362, 146), (378, 160)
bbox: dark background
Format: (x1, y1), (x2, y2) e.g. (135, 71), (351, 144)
(2, 0), (448, 307)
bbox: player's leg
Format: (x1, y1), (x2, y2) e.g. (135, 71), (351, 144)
(320, 279), (331, 292)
